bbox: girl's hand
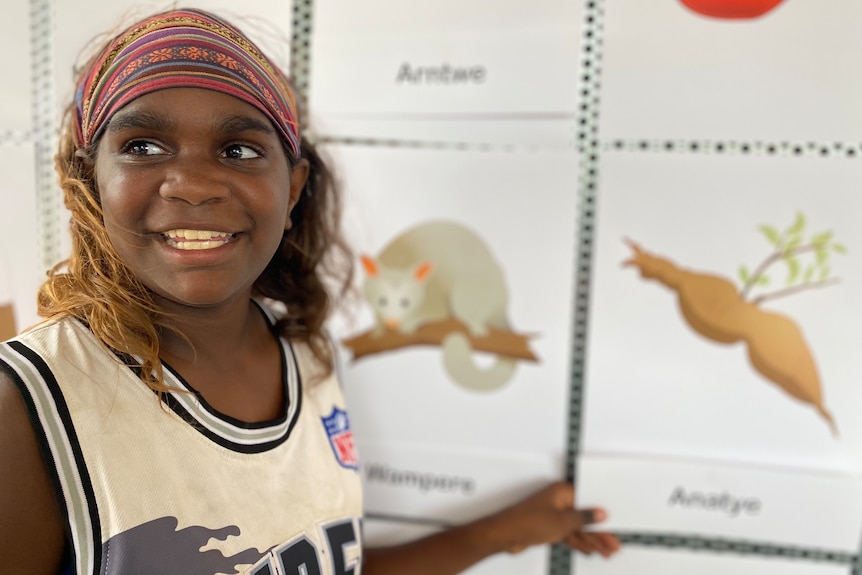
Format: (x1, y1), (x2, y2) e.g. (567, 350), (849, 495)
(487, 481), (621, 558)
(363, 480), (620, 575)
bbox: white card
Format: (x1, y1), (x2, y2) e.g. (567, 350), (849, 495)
(326, 145), (579, 567)
(583, 151), (862, 473)
(600, 0), (862, 142)
(359, 441), (558, 524)
(309, 0), (582, 144)
(325, 144), (579, 469)
(577, 453), (862, 552)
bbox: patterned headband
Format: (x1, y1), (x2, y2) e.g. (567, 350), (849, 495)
(74, 8), (300, 156)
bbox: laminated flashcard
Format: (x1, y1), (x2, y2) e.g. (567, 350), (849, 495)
(359, 442), (554, 575)
(308, 0), (582, 145)
(578, 150), (862, 549)
(323, 144), (580, 522)
(600, 0), (862, 143)
(577, 453), (862, 551)
(1, 1), (32, 132)
(356, 441), (558, 524)
(575, 545), (851, 575)
(53, 0), (294, 114)
(0, 144), (41, 335)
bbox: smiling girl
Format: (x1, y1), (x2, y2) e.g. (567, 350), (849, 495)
(0, 8), (617, 574)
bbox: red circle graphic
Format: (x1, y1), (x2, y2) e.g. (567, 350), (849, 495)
(679, 0), (786, 19)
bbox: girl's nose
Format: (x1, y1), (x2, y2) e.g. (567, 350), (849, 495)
(159, 156), (230, 205)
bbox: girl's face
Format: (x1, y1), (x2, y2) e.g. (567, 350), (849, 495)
(93, 87), (308, 312)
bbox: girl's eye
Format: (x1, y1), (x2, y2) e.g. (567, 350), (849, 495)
(124, 140), (166, 156)
(223, 144), (262, 160)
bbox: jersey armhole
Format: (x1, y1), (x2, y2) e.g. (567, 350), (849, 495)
(0, 341), (101, 575)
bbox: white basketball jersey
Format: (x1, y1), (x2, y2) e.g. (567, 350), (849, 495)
(0, 313), (363, 575)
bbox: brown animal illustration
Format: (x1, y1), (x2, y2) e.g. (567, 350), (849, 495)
(623, 239), (837, 435)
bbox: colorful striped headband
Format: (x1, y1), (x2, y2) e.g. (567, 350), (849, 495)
(74, 8), (300, 157)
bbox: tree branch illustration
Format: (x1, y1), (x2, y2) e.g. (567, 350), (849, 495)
(341, 319), (540, 362)
(739, 213), (846, 304)
(740, 244), (817, 300)
(752, 278), (841, 305)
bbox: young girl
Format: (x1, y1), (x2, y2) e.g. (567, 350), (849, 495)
(0, 8), (619, 574)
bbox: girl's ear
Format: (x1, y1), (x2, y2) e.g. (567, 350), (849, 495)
(285, 158), (311, 230)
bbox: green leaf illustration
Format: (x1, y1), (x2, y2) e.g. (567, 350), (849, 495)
(811, 231), (833, 246)
(759, 225), (781, 247)
(743, 212), (844, 304)
(787, 212), (806, 235)
(785, 257), (800, 285)
(784, 235), (802, 254)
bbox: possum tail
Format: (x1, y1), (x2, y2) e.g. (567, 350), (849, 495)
(441, 333), (517, 392)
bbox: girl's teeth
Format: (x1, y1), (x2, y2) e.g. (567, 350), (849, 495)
(176, 241), (221, 250)
(163, 230), (233, 250)
(165, 229), (231, 240)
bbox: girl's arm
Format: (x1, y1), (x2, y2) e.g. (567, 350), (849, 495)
(363, 481), (620, 575)
(0, 371), (66, 572)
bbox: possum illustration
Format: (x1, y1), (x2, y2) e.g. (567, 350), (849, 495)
(360, 220), (517, 391)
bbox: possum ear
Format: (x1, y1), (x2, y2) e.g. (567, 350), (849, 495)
(414, 262), (432, 282)
(360, 255), (379, 277)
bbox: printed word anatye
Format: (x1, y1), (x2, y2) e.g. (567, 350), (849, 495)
(668, 486), (762, 517)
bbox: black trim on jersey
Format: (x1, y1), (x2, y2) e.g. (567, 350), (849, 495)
(161, 334), (290, 430)
(159, 341), (303, 454)
(110, 301), (304, 453)
(6, 340), (103, 575)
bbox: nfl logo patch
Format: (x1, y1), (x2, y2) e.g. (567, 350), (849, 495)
(322, 407), (358, 470)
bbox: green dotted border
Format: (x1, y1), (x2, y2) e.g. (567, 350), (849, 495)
(605, 138), (862, 159)
(290, 0), (314, 128)
(617, 532), (855, 563)
(550, 1), (604, 572)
